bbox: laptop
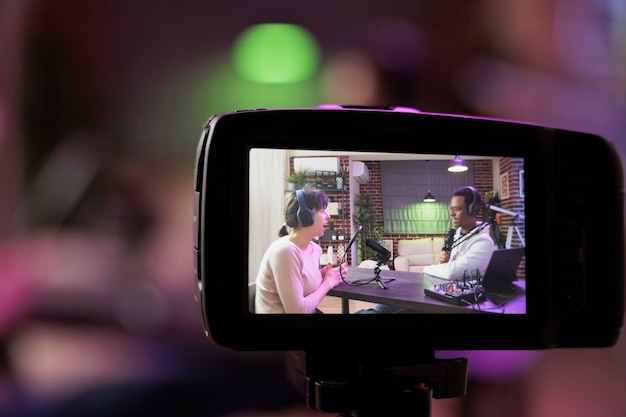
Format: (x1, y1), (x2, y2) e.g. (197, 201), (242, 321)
(481, 247), (525, 293)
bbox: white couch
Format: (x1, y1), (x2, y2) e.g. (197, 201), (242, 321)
(393, 237), (445, 272)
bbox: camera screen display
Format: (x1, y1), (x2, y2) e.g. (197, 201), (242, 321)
(195, 108), (623, 350)
(249, 148), (526, 315)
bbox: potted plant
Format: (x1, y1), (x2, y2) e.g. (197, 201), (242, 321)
(323, 217), (338, 240)
(294, 170), (308, 189)
(286, 173), (298, 190)
(286, 170), (307, 190)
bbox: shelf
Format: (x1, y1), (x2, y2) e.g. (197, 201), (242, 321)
(319, 236), (350, 243)
(316, 186), (346, 192)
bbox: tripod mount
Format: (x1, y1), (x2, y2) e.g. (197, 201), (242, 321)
(287, 350), (468, 417)
(350, 261), (395, 289)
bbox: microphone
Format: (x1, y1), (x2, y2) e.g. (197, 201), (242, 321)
(365, 238), (391, 264)
(339, 225), (363, 284)
(442, 228), (455, 252)
(344, 225), (363, 254)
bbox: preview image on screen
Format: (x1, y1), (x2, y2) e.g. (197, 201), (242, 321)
(249, 149), (526, 315)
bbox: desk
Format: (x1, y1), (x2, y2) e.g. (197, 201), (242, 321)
(328, 267), (526, 314)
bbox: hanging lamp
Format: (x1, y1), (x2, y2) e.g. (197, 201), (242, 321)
(423, 160), (436, 202)
(448, 155), (468, 172)
(423, 191), (436, 202)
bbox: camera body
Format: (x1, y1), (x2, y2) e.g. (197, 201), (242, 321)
(193, 106), (624, 352)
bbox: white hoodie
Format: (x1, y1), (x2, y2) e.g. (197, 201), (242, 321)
(423, 222), (495, 280)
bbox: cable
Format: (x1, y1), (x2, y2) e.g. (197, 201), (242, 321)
(449, 221), (490, 251)
(338, 248), (370, 286)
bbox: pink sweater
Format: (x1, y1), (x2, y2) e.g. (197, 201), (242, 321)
(255, 236), (323, 313)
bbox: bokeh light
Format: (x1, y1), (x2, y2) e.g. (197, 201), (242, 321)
(136, 53), (321, 158)
(320, 51), (378, 105)
(232, 23), (321, 83)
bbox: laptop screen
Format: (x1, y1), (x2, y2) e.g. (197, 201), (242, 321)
(481, 247), (526, 292)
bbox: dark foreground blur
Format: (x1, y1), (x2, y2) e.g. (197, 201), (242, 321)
(0, 1), (624, 416)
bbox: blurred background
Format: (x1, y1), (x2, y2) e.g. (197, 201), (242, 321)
(0, 0), (625, 416)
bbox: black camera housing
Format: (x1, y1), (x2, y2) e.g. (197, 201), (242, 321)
(193, 106), (624, 352)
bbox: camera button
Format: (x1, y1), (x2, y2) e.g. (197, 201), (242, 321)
(194, 191), (201, 249)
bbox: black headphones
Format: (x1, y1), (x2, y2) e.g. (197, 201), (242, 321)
(465, 186), (482, 217)
(296, 190), (315, 227)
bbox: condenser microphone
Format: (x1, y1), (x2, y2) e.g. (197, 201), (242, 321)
(443, 228), (456, 252)
(345, 225), (363, 253)
(365, 238), (391, 263)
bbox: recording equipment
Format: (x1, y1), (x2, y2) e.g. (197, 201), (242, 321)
(351, 238), (394, 289)
(339, 226), (393, 289)
(442, 228), (456, 252)
(424, 278), (485, 306)
(484, 203), (526, 219)
(484, 204), (526, 248)
(342, 225), (363, 260)
(365, 238), (391, 263)
(465, 185), (482, 216)
(295, 189), (314, 227)
(193, 105), (624, 352)
(425, 248), (526, 306)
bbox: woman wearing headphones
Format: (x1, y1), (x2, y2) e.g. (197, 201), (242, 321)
(255, 189), (348, 314)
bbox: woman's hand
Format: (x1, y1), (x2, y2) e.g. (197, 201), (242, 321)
(323, 262), (348, 289)
(319, 263), (332, 278)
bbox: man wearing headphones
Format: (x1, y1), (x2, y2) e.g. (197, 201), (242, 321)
(358, 186), (496, 314)
(423, 186), (495, 280)
(255, 189), (347, 314)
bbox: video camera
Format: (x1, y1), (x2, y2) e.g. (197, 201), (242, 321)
(193, 105), (624, 353)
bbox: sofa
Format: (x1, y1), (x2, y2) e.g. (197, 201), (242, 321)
(393, 237), (445, 272)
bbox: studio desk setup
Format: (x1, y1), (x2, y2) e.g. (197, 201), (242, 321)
(328, 267), (526, 314)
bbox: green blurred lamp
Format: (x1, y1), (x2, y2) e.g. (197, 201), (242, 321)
(232, 23), (320, 84)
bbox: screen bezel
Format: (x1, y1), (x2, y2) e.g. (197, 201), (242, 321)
(197, 108), (604, 351)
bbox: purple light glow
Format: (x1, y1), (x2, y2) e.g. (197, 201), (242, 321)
(369, 19), (428, 73)
(437, 350), (542, 381)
